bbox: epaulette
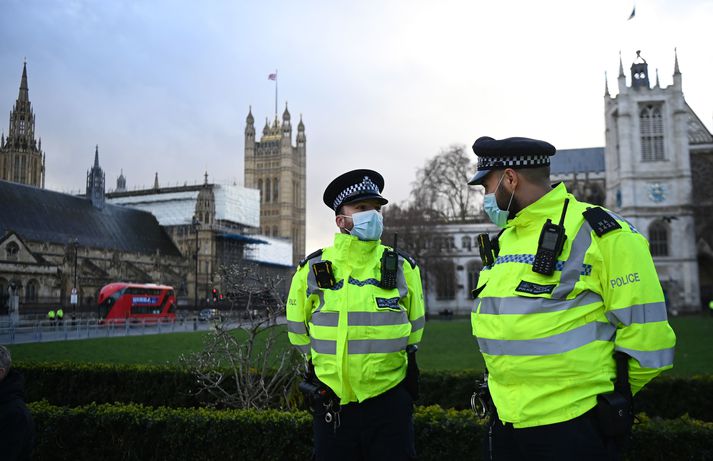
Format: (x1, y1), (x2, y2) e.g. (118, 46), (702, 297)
(395, 248), (418, 269)
(582, 207), (622, 237)
(298, 249), (323, 268)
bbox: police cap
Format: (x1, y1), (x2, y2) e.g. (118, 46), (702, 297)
(468, 136), (556, 185)
(323, 169), (388, 212)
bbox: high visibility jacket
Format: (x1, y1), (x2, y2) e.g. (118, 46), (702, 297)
(287, 233), (425, 405)
(56, 309), (64, 319)
(47, 310), (55, 319)
(472, 183), (676, 428)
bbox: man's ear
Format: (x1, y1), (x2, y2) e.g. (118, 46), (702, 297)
(504, 168), (519, 189)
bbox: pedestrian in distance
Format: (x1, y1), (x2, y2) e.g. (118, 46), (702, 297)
(46, 309), (55, 327)
(0, 345), (36, 460)
(287, 169), (426, 461)
(56, 307), (64, 324)
(467, 136), (676, 460)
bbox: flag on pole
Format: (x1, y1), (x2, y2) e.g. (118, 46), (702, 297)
(268, 73), (277, 81)
(628, 5), (636, 20)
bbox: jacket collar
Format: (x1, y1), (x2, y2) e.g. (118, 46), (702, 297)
(332, 233), (381, 261)
(508, 182), (570, 228)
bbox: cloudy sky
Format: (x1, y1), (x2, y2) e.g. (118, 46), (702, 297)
(1, 0), (711, 251)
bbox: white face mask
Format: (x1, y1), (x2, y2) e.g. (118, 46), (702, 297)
(340, 210), (384, 241)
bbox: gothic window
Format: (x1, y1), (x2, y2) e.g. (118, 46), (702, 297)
(272, 226), (279, 237)
(265, 178), (271, 202)
(640, 104), (665, 162)
(20, 156), (26, 183)
(273, 177), (279, 201)
(6, 242), (19, 261)
(19, 119), (25, 135)
(13, 155), (20, 182)
(649, 221), (669, 257)
(25, 279), (39, 302)
(434, 260), (456, 300)
(257, 179), (263, 202)
(466, 260), (482, 295)
(461, 235), (472, 251)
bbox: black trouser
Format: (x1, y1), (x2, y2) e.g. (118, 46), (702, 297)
(312, 384), (415, 461)
(484, 408), (622, 461)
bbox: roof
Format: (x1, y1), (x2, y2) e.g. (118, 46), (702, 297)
(550, 147), (605, 175)
(0, 180), (182, 257)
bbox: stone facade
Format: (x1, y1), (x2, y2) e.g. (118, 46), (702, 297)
(244, 105), (306, 265)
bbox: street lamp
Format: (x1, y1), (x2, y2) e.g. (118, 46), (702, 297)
(192, 216), (200, 309)
(72, 238), (79, 315)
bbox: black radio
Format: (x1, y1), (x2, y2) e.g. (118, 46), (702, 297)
(532, 199), (569, 276)
(381, 234), (399, 289)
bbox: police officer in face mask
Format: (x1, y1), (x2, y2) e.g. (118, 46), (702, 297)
(286, 169), (426, 461)
(468, 137), (676, 461)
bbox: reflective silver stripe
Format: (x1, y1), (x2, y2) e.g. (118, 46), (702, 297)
(348, 311), (409, 326)
(616, 346), (674, 368)
(551, 221), (592, 299)
(311, 311), (339, 327)
(294, 344), (311, 354)
(606, 302), (669, 326)
(396, 258), (409, 298)
(477, 321), (616, 356)
(410, 316), (425, 332)
(287, 320), (308, 334)
(348, 337), (408, 354)
(311, 338), (337, 354)
(477, 290), (602, 315)
(305, 255), (323, 296)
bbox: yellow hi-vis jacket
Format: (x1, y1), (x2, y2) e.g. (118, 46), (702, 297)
(287, 233), (425, 405)
(472, 183), (676, 428)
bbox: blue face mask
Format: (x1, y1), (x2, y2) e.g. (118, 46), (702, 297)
(483, 174), (515, 228)
(344, 210), (383, 241)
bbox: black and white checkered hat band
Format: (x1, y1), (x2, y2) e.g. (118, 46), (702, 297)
(476, 154), (550, 170)
(333, 176), (380, 210)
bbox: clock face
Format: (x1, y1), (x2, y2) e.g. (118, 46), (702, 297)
(648, 183), (667, 203)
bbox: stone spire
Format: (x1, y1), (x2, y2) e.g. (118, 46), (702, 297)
(86, 145), (106, 208)
(673, 48), (682, 90)
(604, 71), (610, 97)
(153, 172), (159, 189)
(116, 169), (126, 192)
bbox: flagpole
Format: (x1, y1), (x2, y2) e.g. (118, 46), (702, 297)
(274, 69), (278, 120)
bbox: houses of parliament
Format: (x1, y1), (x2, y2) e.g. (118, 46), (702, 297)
(0, 63), (306, 313)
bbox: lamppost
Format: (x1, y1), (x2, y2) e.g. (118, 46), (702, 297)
(192, 216), (200, 309)
(71, 238), (79, 315)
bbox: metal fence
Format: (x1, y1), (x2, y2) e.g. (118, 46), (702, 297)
(0, 316), (214, 345)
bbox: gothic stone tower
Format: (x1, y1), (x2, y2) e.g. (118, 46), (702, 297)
(244, 105), (306, 265)
(604, 51), (700, 310)
(86, 145), (106, 209)
(0, 62), (45, 187)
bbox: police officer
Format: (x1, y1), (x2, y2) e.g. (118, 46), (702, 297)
(467, 137), (676, 460)
(47, 309), (55, 326)
(287, 169), (425, 461)
(56, 307), (64, 324)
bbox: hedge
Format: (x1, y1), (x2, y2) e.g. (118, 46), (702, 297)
(28, 402), (713, 461)
(17, 363), (713, 421)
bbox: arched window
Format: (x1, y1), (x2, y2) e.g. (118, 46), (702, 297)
(6, 242), (19, 261)
(649, 220), (669, 257)
(265, 178), (271, 202)
(434, 260), (456, 300)
(640, 104), (665, 162)
(25, 279), (39, 302)
(461, 235), (472, 251)
(272, 226), (279, 237)
(257, 179), (263, 203)
(466, 260), (483, 296)
(273, 178), (279, 201)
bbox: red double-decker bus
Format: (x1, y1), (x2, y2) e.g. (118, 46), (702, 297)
(97, 282), (176, 321)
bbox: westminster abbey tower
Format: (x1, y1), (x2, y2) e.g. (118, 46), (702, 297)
(244, 105), (306, 265)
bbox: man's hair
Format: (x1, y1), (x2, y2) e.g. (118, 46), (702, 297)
(516, 166), (551, 185)
(0, 345), (11, 370)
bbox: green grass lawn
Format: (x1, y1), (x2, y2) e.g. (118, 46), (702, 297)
(6, 315), (711, 376)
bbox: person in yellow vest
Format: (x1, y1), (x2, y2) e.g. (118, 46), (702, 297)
(56, 307), (64, 324)
(47, 309), (56, 325)
(287, 169), (425, 461)
(467, 137), (676, 460)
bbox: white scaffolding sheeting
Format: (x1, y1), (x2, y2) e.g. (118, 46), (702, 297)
(245, 236), (293, 267)
(107, 185), (260, 228)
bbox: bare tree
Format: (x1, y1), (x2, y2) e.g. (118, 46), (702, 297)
(180, 262), (300, 410)
(411, 144), (483, 222)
